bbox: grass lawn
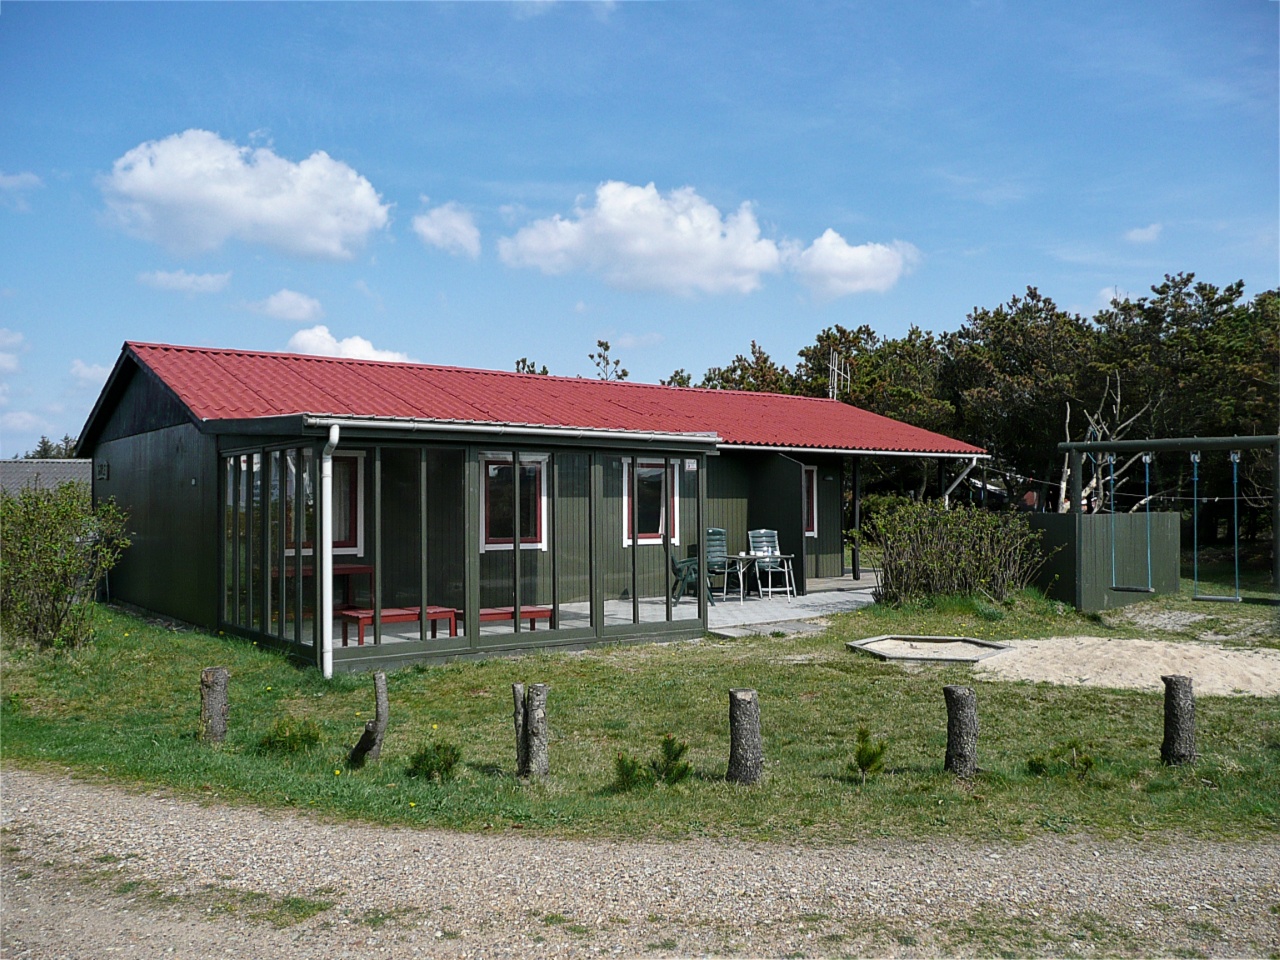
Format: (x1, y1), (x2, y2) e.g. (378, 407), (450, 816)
(2, 572), (1277, 845)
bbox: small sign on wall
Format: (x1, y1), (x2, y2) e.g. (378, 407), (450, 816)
(95, 462), (110, 481)
(684, 459), (698, 472)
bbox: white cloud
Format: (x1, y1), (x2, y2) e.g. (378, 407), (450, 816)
(0, 328), (23, 374)
(69, 359), (111, 389)
(785, 230), (920, 299)
(0, 171), (42, 211)
(1, 411), (50, 433)
(614, 332), (664, 350)
(499, 181), (782, 296)
(100, 129), (390, 259)
(413, 201), (481, 258)
(252, 289), (324, 323)
(1124, 223), (1162, 244)
(286, 325), (413, 363)
(138, 269), (231, 293)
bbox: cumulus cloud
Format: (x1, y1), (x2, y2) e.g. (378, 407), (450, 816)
(0, 328), (23, 374)
(413, 201), (481, 258)
(70, 359), (111, 389)
(252, 289), (324, 323)
(286, 325), (413, 363)
(785, 230), (920, 299)
(1, 410), (50, 433)
(100, 129), (390, 259)
(0, 171), (42, 211)
(1124, 223), (1162, 244)
(499, 181), (782, 296)
(138, 268), (231, 293)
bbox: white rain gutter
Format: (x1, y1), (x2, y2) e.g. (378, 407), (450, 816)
(320, 424), (339, 679)
(722, 443), (990, 460)
(302, 415), (719, 446)
(942, 456), (981, 508)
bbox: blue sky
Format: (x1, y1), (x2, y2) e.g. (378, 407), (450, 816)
(1, 1), (1275, 457)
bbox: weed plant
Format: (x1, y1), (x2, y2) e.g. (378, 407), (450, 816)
(405, 740), (462, 782)
(258, 715), (322, 754)
(848, 726), (888, 786)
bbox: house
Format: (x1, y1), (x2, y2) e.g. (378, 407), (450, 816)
(0, 458), (93, 493)
(77, 342), (984, 674)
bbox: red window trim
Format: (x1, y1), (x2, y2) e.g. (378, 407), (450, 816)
(483, 457), (544, 547)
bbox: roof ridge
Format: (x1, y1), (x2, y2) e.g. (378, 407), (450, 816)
(123, 340), (844, 402)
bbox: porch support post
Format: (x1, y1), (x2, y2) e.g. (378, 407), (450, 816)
(851, 456), (861, 580)
(320, 425), (339, 679)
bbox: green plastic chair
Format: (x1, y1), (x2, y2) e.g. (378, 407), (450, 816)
(749, 528), (795, 600)
(706, 527), (731, 598)
(671, 555), (703, 605)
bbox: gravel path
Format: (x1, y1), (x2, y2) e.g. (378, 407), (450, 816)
(2, 768), (1277, 958)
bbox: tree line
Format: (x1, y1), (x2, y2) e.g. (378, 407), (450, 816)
(660, 272), (1277, 518)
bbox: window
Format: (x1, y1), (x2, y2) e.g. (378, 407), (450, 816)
(284, 451), (361, 556)
(482, 454), (547, 550)
(803, 465), (818, 537)
(623, 459), (679, 546)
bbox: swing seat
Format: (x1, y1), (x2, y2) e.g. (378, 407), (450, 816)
(1193, 595), (1242, 604)
(1110, 585), (1155, 594)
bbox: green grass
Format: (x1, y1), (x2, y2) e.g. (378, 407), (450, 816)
(2, 582), (1277, 845)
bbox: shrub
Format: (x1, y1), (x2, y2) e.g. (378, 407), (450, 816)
(258, 715), (322, 754)
(649, 734), (692, 785)
(847, 726), (888, 786)
(0, 482), (130, 648)
(612, 750), (652, 791)
(865, 499), (1047, 605)
(406, 740), (462, 782)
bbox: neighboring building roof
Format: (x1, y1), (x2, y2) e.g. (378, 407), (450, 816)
(0, 459), (92, 493)
(92, 341), (985, 457)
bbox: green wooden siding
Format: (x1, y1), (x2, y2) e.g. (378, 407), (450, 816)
(1030, 512), (1180, 612)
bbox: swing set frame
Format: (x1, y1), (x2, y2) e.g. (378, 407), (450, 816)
(1059, 435), (1280, 597)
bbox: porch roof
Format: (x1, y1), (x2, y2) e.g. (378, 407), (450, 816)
(95, 341), (985, 457)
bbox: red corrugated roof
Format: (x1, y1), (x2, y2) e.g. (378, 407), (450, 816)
(124, 341), (984, 455)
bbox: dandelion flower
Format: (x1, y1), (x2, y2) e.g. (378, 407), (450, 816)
(334, 769), (341, 776)
(409, 802), (416, 808)
(432, 723), (438, 730)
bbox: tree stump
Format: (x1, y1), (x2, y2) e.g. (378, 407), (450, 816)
(348, 671), (389, 768)
(943, 685), (978, 777)
(1161, 674), (1196, 766)
(513, 682), (549, 778)
(726, 688), (763, 785)
(199, 666), (229, 744)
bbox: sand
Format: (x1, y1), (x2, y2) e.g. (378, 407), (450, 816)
(974, 635), (1280, 697)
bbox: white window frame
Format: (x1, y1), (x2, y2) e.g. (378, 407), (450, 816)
(803, 464), (818, 538)
(480, 452), (549, 552)
(286, 450), (364, 557)
(622, 458), (680, 547)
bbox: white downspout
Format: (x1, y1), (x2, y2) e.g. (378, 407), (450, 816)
(943, 456), (980, 509)
(321, 424), (339, 679)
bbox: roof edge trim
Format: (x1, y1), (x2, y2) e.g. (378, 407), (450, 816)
(302, 415), (722, 446)
(719, 442), (989, 459)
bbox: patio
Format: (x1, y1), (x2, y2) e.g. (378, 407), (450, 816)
(706, 570), (880, 635)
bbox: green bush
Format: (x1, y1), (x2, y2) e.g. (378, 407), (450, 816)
(847, 726), (888, 786)
(649, 734), (692, 785)
(866, 499), (1047, 605)
(0, 482), (130, 648)
(258, 715), (323, 754)
(406, 740), (462, 782)
(612, 750), (652, 791)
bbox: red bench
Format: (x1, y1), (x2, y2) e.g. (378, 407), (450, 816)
(478, 605), (553, 630)
(339, 605), (457, 646)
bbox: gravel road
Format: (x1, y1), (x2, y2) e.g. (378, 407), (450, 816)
(2, 768), (1277, 958)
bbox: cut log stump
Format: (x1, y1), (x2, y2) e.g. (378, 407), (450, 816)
(943, 684), (978, 777)
(348, 671), (389, 768)
(513, 682), (549, 778)
(727, 688), (763, 785)
(1161, 674), (1196, 766)
(199, 667), (229, 744)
